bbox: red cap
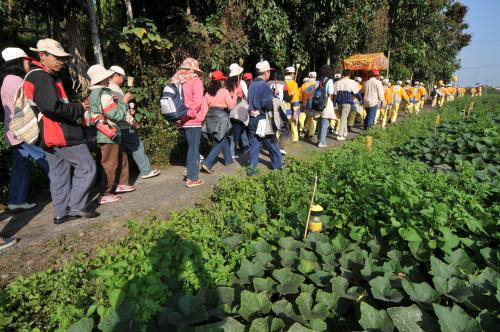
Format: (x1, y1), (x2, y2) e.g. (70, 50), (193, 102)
(242, 72), (253, 80)
(211, 70), (228, 81)
(372, 69), (380, 76)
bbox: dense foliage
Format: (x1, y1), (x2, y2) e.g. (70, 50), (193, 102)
(0, 95), (498, 331)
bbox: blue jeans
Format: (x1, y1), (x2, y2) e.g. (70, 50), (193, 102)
(120, 127), (152, 176)
(204, 135), (233, 169)
(248, 115), (282, 173)
(183, 127), (201, 181)
(8, 143), (49, 205)
(316, 118), (330, 145)
(230, 120), (249, 156)
(364, 105), (378, 129)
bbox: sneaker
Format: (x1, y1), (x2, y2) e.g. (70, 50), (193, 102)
(115, 185), (136, 193)
(0, 237), (17, 250)
(200, 154), (204, 161)
(140, 169), (160, 179)
(317, 143), (328, 148)
(7, 202), (37, 212)
(201, 163), (213, 174)
(99, 194), (122, 204)
(186, 179), (204, 188)
(280, 149), (287, 155)
(336, 136), (346, 141)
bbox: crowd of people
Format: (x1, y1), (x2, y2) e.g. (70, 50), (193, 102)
(0, 37), (471, 250)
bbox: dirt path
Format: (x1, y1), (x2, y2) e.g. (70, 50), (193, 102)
(0, 111), (413, 284)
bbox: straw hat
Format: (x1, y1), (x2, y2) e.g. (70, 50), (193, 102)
(87, 64), (115, 86)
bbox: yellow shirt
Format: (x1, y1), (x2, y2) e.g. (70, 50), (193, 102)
(300, 81), (316, 109)
(419, 87), (427, 98)
(408, 87), (422, 102)
(384, 86), (394, 104)
(471, 88), (477, 94)
(392, 85), (409, 103)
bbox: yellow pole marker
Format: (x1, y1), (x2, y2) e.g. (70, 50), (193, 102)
(365, 136), (373, 152)
(303, 176), (318, 240)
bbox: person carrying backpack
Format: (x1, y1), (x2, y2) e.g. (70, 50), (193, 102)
(1, 47), (49, 213)
(26, 39), (99, 224)
(171, 58), (207, 188)
(332, 69), (360, 141)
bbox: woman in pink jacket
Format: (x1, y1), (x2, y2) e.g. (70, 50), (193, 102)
(172, 58), (207, 188)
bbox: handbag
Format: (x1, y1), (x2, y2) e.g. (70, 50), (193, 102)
(95, 90), (119, 140)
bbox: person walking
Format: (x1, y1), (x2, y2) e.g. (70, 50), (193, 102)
(86, 64), (134, 204)
(362, 70), (385, 129)
(173, 58), (207, 187)
(26, 39), (99, 224)
(201, 70), (236, 173)
(300, 72), (318, 141)
(418, 82), (427, 112)
(315, 65), (335, 147)
(333, 69), (360, 140)
(283, 66), (301, 143)
(247, 60), (282, 175)
(226, 63), (249, 158)
(389, 80), (409, 123)
(108, 65), (160, 180)
(1, 47), (49, 212)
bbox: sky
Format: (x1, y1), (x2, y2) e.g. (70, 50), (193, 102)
(454, 0), (500, 87)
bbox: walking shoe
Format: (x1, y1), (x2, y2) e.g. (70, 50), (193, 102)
(54, 214), (81, 225)
(280, 149), (287, 155)
(115, 185), (136, 193)
(68, 209), (100, 218)
(199, 154), (204, 161)
(140, 169), (160, 179)
(99, 194), (122, 204)
(0, 237), (17, 250)
(186, 179), (204, 188)
(7, 202), (37, 212)
(336, 136), (346, 141)
(317, 143), (328, 148)
(201, 163), (213, 174)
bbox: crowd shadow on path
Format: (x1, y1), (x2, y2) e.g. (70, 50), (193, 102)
(80, 228), (220, 331)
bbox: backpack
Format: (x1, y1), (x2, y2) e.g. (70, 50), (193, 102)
(431, 89), (437, 97)
(9, 69), (44, 144)
(160, 83), (187, 121)
(311, 78), (329, 111)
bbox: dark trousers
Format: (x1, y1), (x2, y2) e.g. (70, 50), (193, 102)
(100, 143), (129, 194)
(203, 135), (233, 169)
(364, 105), (378, 129)
(45, 144), (96, 218)
(248, 115), (282, 172)
(183, 127), (201, 181)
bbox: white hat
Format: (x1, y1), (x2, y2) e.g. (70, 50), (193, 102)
(354, 77), (362, 82)
(1, 47), (30, 62)
(397, 80), (402, 85)
(256, 60), (275, 73)
(380, 75), (385, 80)
(30, 38), (70, 57)
(87, 64), (115, 86)
(109, 65), (126, 76)
(405, 79), (411, 84)
(308, 71), (317, 78)
(303, 77), (308, 83)
(285, 66), (295, 73)
(382, 78), (389, 85)
(334, 73), (341, 79)
(229, 63), (243, 77)
(415, 81), (420, 85)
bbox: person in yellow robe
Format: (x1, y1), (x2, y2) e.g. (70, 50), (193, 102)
(407, 83), (422, 114)
(418, 82), (427, 113)
(283, 66), (301, 142)
(300, 72), (318, 141)
(389, 80), (409, 123)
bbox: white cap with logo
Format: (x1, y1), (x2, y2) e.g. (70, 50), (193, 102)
(30, 38), (70, 57)
(256, 60), (275, 73)
(285, 66), (295, 73)
(1, 47), (30, 62)
(109, 65), (126, 76)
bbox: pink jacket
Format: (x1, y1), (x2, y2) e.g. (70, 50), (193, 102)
(177, 76), (208, 128)
(1, 75), (23, 146)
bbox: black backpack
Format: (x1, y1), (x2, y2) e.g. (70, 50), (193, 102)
(311, 77), (329, 111)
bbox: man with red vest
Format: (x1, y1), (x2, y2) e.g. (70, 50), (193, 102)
(25, 39), (99, 224)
